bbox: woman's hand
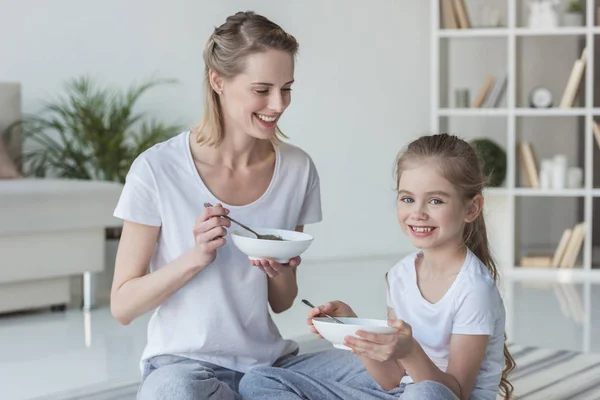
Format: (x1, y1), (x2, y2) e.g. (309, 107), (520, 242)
(344, 320), (415, 362)
(307, 301), (357, 338)
(251, 256), (301, 278)
(191, 203), (231, 269)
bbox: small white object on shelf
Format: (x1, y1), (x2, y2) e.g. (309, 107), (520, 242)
(527, 0), (560, 29)
(540, 159), (554, 189)
(567, 167), (583, 188)
(552, 154), (567, 189)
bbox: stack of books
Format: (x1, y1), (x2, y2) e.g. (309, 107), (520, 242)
(520, 222), (586, 268)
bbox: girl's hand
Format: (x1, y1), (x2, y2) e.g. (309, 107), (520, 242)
(344, 320), (415, 362)
(251, 256), (301, 278)
(191, 203), (230, 269)
(307, 301), (357, 338)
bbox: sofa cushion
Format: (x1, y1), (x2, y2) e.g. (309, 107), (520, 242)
(0, 138), (21, 179)
(0, 178), (123, 236)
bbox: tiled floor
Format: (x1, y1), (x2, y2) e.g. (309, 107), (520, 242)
(1, 280), (597, 400)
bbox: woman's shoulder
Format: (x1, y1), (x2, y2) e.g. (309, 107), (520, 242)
(277, 141), (316, 165)
(126, 131), (189, 180)
(137, 131), (190, 164)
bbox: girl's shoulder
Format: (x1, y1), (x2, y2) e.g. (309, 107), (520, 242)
(387, 250), (421, 282)
(460, 250), (497, 287)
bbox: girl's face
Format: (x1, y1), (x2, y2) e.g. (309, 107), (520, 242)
(396, 160), (481, 252)
(216, 49), (294, 140)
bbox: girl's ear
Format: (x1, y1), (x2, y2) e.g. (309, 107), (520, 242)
(465, 194), (484, 223)
(209, 68), (224, 94)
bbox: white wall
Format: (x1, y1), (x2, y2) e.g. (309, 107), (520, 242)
(0, 0), (431, 263)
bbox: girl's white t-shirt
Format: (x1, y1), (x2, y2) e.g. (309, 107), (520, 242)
(387, 249), (505, 400)
(113, 131), (322, 373)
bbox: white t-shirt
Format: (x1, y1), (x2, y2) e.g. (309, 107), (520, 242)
(113, 131), (322, 373)
(386, 248), (505, 400)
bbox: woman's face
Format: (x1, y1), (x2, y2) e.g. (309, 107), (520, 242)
(218, 49), (295, 140)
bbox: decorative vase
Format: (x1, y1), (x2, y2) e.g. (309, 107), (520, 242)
(563, 12), (583, 26)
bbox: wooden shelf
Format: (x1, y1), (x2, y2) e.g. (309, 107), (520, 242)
(515, 108), (587, 117)
(514, 188), (587, 197)
(438, 108), (508, 117)
(438, 28), (508, 38)
(506, 267), (600, 283)
(515, 27), (588, 37)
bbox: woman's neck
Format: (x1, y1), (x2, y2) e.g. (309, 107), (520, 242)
(191, 130), (273, 169)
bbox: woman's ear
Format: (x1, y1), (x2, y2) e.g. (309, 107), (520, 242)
(465, 194), (484, 223)
(209, 69), (224, 94)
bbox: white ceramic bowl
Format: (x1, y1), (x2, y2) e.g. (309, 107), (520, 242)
(312, 317), (397, 350)
(230, 228), (313, 264)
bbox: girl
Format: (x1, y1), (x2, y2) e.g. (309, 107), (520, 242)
(110, 11), (321, 400)
(239, 133), (515, 400)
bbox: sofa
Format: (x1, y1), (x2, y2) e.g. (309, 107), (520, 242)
(0, 82), (124, 313)
(0, 178), (123, 313)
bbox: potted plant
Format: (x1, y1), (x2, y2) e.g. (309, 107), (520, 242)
(564, 0), (584, 26)
(9, 76), (182, 304)
(469, 138), (507, 187)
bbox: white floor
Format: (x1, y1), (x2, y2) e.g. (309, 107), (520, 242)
(1, 278), (598, 400)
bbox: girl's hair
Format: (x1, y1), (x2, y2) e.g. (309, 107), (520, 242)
(394, 133), (516, 399)
(193, 11), (298, 146)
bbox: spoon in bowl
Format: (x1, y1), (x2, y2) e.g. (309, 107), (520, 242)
(302, 299), (345, 324)
(203, 202), (283, 241)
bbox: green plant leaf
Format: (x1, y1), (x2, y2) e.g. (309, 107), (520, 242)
(18, 76), (181, 183)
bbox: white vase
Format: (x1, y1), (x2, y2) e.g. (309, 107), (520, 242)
(563, 12), (584, 27)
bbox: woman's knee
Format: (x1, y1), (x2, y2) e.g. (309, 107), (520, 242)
(402, 380), (459, 400)
(138, 364), (219, 400)
(239, 367), (290, 396)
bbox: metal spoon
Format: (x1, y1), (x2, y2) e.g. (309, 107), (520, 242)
(302, 299), (345, 324)
(203, 202), (283, 241)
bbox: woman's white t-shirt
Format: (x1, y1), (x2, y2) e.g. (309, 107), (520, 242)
(113, 131), (322, 373)
(387, 249), (506, 400)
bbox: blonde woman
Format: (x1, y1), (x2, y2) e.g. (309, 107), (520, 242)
(110, 11), (321, 400)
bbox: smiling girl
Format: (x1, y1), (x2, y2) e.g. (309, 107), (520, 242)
(240, 133), (514, 400)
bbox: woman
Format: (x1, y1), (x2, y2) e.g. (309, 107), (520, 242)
(110, 11), (321, 400)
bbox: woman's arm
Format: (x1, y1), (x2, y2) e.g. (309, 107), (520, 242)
(110, 205), (229, 324)
(263, 225), (303, 313)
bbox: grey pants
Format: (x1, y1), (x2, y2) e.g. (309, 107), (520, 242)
(138, 355), (244, 400)
(138, 349), (459, 400)
(239, 349), (460, 400)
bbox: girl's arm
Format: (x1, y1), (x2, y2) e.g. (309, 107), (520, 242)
(354, 307), (407, 391)
(111, 206), (229, 325)
(263, 225), (303, 313)
(399, 334), (489, 400)
(345, 321), (488, 399)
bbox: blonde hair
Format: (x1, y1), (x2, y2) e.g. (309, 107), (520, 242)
(394, 133), (516, 399)
(193, 11), (298, 146)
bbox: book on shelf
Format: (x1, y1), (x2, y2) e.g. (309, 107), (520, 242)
(558, 222), (586, 268)
(593, 121), (600, 151)
(559, 47), (588, 108)
(518, 141), (540, 188)
(483, 74), (507, 108)
(520, 254), (553, 267)
(452, 0), (471, 29)
(440, 0), (458, 29)
(552, 228), (573, 267)
(472, 75), (495, 108)
(520, 223), (586, 269)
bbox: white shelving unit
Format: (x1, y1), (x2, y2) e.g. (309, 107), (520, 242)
(430, 0), (599, 351)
